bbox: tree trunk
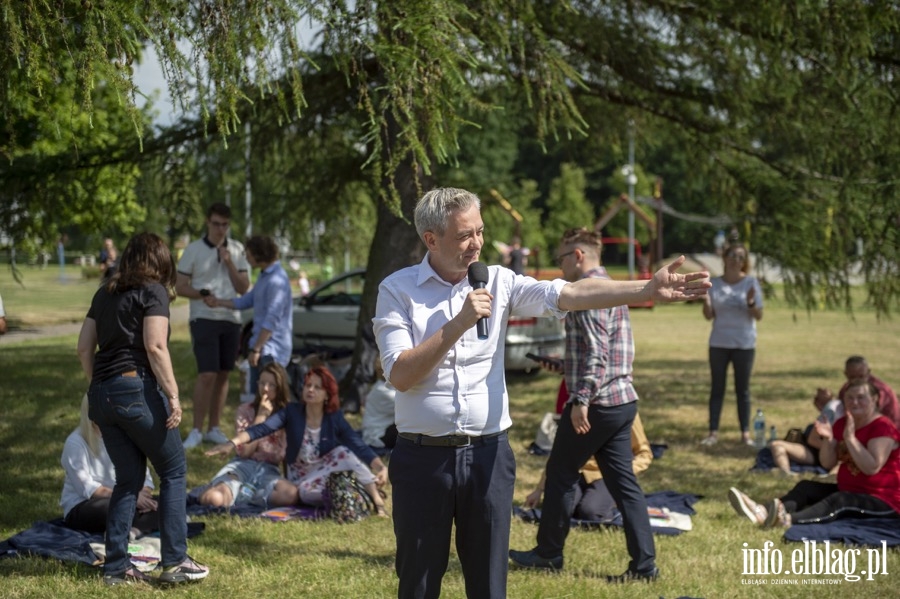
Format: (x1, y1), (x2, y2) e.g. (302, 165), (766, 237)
(338, 136), (433, 412)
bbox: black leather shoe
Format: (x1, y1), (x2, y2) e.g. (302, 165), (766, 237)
(508, 548), (564, 571)
(605, 567), (660, 583)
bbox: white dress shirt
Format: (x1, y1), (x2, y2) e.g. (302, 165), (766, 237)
(373, 254), (566, 437)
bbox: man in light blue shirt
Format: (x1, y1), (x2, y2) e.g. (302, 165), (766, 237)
(215, 235), (292, 391)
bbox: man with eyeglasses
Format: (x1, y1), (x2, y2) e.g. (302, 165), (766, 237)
(176, 203), (251, 449)
(510, 228), (659, 583)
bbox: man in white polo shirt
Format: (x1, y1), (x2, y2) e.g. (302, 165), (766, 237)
(176, 203), (250, 448)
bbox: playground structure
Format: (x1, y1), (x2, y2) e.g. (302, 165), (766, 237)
(593, 180), (664, 273)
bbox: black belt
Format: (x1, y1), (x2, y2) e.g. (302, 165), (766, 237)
(398, 431), (504, 447)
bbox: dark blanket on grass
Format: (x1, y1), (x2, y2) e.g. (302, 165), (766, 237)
(514, 490), (701, 536)
(750, 447), (828, 475)
(0, 519), (205, 566)
(785, 516), (900, 547)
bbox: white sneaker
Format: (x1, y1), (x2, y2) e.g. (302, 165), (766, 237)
(159, 555), (210, 583)
(183, 429), (203, 449)
(728, 487), (767, 525)
(203, 427), (229, 444)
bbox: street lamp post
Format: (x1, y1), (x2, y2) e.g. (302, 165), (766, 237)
(626, 121), (636, 279)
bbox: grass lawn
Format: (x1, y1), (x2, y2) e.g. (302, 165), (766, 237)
(0, 266), (101, 329)
(1, 273), (899, 597)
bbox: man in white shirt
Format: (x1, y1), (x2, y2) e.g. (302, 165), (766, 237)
(176, 203), (251, 448)
(373, 187), (710, 599)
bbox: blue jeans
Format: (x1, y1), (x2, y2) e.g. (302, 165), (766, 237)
(536, 402), (655, 574)
(88, 372), (188, 575)
(708, 346), (755, 433)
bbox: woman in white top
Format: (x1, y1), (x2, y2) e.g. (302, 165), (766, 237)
(361, 356), (396, 449)
(701, 243), (764, 446)
(60, 395), (158, 534)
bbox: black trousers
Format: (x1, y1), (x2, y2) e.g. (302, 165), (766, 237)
(536, 402), (656, 574)
(708, 346), (755, 432)
(390, 432), (515, 599)
(781, 480), (898, 524)
(64, 496), (159, 535)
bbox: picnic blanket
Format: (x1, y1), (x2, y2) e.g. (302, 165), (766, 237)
(0, 519), (205, 568)
(186, 486), (327, 520)
(784, 516), (900, 548)
(514, 490), (701, 536)
(750, 447), (828, 475)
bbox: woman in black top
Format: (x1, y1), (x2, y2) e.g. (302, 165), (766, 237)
(77, 232), (208, 586)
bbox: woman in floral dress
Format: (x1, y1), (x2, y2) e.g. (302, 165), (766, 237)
(207, 365), (388, 515)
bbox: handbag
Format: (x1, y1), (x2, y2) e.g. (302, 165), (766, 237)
(784, 428), (804, 444)
(322, 470), (375, 524)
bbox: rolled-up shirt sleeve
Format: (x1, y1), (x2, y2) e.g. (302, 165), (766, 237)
(373, 281), (413, 383)
(509, 275), (568, 320)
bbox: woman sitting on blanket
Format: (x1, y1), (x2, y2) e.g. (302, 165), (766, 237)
(60, 395), (159, 536)
(198, 362), (291, 508)
(730, 378), (900, 528)
(766, 389), (843, 476)
(207, 365), (389, 516)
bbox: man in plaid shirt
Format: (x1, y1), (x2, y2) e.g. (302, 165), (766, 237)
(510, 228), (658, 583)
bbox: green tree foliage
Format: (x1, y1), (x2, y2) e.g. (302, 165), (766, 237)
(535, 1), (900, 313)
(0, 57), (145, 254)
(2, 0), (899, 320)
(545, 163), (595, 249)
(135, 149), (206, 247)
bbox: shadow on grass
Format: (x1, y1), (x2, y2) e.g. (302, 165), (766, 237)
(0, 338), (199, 533)
(321, 548), (399, 569)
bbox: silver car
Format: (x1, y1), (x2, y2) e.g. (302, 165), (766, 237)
(242, 268), (565, 372)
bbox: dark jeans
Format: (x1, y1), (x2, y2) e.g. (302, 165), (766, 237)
(708, 346), (755, 432)
(88, 372), (188, 575)
(64, 496), (159, 535)
(781, 480), (899, 524)
(536, 402), (655, 574)
(390, 432), (515, 599)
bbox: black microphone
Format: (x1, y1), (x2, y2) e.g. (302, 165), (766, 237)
(467, 261), (490, 340)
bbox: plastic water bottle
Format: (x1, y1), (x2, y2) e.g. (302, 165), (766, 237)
(769, 425), (777, 443)
(753, 409), (766, 448)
